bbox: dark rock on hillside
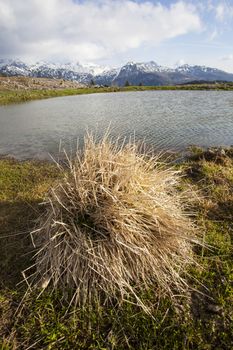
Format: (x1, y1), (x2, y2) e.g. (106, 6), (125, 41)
(1, 59), (233, 86)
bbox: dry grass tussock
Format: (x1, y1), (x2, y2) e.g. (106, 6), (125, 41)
(26, 135), (200, 312)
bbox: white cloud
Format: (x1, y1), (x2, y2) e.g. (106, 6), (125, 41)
(221, 54), (233, 61)
(175, 59), (186, 67)
(215, 4), (225, 21)
(214, 2), (233, 22)
(0, 0), (202, 62)
(215, 54), (233, 72)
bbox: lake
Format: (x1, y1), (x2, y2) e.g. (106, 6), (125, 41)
(0, 90), (233, 160)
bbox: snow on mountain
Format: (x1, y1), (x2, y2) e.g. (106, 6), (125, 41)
(175, 64), (218, 74)
(27, 61), (109, 76)
(95, 67), (120, 85)
(1, 58), (233, 85)
(174, 64), (233, 82)
(81, 63), (110, 75)
(0, 59), (30, 76)
(118, 61), (174, 74)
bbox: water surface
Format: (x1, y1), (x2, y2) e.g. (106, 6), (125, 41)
(0, 90), (233, 160)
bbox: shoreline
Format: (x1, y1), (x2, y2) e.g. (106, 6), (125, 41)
(1, 82), (233, 105)
(0, 145), (232, 164)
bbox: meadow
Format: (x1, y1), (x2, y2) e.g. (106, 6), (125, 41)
(0, 146), (232, 349)
(1, 82), (233, 105)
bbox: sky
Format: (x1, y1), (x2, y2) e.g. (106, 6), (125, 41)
(0, 0), (233, 71)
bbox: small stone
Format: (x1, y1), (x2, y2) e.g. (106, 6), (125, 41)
(218, 148), (226, 156)
(206, 303), (222, 314)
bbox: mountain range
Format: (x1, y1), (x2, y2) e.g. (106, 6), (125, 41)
(1, 59), (233, 86)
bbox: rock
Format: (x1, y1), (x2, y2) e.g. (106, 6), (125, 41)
(206, 303), (223, 314)
(217, 148), (226, 157)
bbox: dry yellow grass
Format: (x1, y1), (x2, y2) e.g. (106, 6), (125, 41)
(25, 135), (199, 312)
(0, 76), (84, 90)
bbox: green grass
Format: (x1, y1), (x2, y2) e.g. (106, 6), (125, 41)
(0, 159), (61, 289)
(0, 150), (232, 349)
(1, 83), (233, 105)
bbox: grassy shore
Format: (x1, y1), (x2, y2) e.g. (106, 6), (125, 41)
(0, 148), (232, 349)
(1, 83), (233, 105)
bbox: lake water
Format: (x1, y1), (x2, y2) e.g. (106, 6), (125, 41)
(0, 90), (233, 160)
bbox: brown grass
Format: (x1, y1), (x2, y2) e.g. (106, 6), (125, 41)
(25, 135), (199, 312)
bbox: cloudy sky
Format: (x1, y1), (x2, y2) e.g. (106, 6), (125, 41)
(0, 0), (233, 71)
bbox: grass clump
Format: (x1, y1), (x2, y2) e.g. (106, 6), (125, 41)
(1, 147), (233, 348)
(27, 135), (199, 312)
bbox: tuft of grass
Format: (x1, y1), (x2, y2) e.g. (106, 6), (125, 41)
(0, 146), (232, 349)
(26, 135), (199, 313)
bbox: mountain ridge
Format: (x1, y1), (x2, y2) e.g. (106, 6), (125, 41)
(1, 59), (233, 86)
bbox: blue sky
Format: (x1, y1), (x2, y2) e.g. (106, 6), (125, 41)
(0, 0), (233, 71)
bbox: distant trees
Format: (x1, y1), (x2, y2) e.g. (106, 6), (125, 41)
(124, 80), (130, 87)
(90, 79), (95, 86)
(139, 82), (143, 86)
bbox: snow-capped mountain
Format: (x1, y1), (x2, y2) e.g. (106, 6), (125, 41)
(106, 61), (173, 86)
(0, 59), (30, 76)
(94, 67), (120, 86)
(0, 59), (109, 83)
(174, 64), (233, 82)
(116, 61), (173, 74)
(1, 59), (233, 86)
(176, 64), (217, 73)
